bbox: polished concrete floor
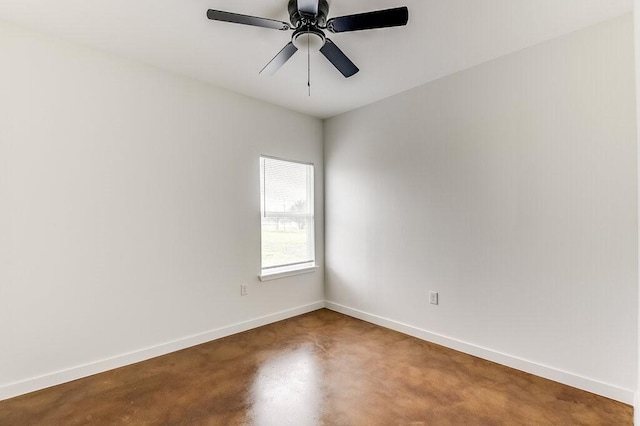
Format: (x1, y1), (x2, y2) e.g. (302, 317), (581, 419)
(0, 309), (633, 425)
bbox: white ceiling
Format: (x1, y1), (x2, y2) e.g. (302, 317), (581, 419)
(0, 0), (633, 118)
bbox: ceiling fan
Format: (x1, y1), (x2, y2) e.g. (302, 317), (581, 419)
(206, 0), (409, 79)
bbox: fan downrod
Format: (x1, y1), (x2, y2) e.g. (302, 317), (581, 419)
(288, 0), (329, 28)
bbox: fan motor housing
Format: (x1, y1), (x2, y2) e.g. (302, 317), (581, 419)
(288, 0), (329, 27)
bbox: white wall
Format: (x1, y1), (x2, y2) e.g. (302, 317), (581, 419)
(0, 21), (324, 399)
(635, 0), (640, 422)
(325, 14), (637, 403)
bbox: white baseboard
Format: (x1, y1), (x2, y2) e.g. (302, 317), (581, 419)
(0, 301), (325, 402)
(635, 392), (639, 425)
(325, 301), (635, 405)
(2, 300), (633, 407)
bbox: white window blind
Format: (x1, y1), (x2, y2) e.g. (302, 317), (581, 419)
(260, 156), (315, 272)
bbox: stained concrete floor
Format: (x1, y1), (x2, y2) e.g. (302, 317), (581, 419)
(0, 309), (633, 425)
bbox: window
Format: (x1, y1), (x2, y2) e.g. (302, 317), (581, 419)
(260, 156), (315, 279)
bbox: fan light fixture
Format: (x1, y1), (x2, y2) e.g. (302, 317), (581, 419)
(292, 28), (325, 52)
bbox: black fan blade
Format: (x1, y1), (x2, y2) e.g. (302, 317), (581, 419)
(327, 7), (408, 33)
(297, 0), (319, 17)
(320, 39), (359, 78)
(207, 10), (290, 31)
(260, 42), (299, 76)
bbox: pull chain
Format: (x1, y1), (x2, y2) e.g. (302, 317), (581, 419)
(307, 27), (311, 97)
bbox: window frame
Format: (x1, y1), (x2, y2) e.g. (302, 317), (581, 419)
(259, 155), (317, 281)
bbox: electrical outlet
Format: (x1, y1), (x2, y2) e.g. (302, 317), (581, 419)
(240, 284), (248, 296)
(429, 291), (438, 305)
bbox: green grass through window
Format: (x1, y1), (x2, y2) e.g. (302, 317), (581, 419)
(261, 229), (310, 268)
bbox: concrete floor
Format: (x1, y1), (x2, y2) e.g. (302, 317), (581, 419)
(0, 309), (633, 425)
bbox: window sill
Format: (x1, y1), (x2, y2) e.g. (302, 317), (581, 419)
(259, 265), (319, 282)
